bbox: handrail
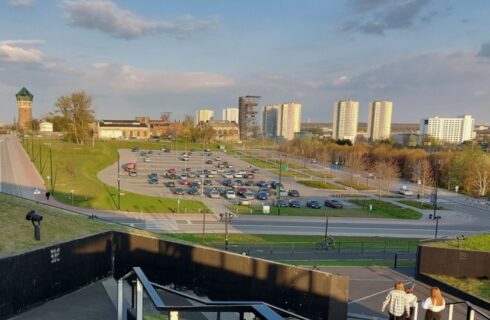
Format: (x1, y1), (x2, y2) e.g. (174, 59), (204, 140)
(122, 267), (309, 320)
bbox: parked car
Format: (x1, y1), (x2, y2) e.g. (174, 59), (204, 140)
(244, 191), (255, 200)
(206, 160), (213, 164)
(148, 178), (158, 185)
(306, 200), (322, 209)
(225, 189), (236, 199)
(128, 170), (137, 177)
(244, 180), (255, 186)
(288, 199), (301, 208)
(148, 173), (158, 179)
(143, 157), (151, 162)
(256, 181), (268, 187)
(223, 173), (234, 179)
(256, 192), (268, 200)
(165, 181), (175, 187)
(324, 199), (344, 208)
(131, 147), (139, 152)
(188, 188), (199, 195)
(258, 188), (271, 196)
(244, 173), (254, 179)
(288, 190), (300, 197)
(209, 190), (220, 198)
(274, 199), (288, 207)
(180, 179), (191, 186)
(279, 188), (288, 197)
(167, 168), (177, 174)
(173, 188), (185, 195)
(204, 179), (212, 185)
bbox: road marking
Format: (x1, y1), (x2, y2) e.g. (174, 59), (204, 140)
(348, 281), (412, 304)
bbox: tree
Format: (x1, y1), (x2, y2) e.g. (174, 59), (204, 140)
(464, 153), (490, 197)
(410, 158), (433, 196)
(54, 91), (95, 144)
(372, 159), (400, 201)
(345, 147), (367, 185)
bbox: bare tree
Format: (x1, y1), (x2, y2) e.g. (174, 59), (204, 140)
(345, 150), (367, 186)
(464, 154), (490, 197)
(372, 159), (400, 201)
(410, 158), (433, 196)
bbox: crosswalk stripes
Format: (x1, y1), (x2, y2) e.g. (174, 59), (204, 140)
(143, 218), (179, 232)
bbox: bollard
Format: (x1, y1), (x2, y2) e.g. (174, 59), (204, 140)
(394, 253), (398, 268)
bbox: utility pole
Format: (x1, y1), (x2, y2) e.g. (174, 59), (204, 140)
(201, 209), (206, 244)
(49, 145), (54, 195)
(432, 160), (441, 238)
(224, 212), (229, 250)
(117, 150), (121, 210)
(324, 209), (329, 242)
(39, 139), (42, 174)
(31, 135), (34, 161)
(201, 140), (204, 196)
(278, 157), (282, 216)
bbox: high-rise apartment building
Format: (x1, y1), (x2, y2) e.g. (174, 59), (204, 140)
(222, 108), (239, 123)
(420, 115), (475, 144)
(195, 109), (214, 124)
(16, 87), (33, 131)
(261, 103), (301, 140)
(332, 100), (359, 142)
(238, 96), (260, 141)
(367, 100), (393, 141)
(262, 104), (280, 138)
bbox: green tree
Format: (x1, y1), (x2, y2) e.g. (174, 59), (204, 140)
(54, 91), (95, 144)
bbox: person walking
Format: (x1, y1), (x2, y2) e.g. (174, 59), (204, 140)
(45, 191), (51, 201)
(405, 287), (418, 320)
(422, 287), (445, 320)
(382, 281), (410, 320)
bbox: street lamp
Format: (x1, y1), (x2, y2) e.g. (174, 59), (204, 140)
(117, 150), (121, 209)
(430, 160), (441, 238)
(44, 143), (54, 195)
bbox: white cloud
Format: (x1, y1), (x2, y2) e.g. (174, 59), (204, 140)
(62, 0), (220, 39)
(0, 44), (42, 62)
(0, 40), (45, 46)
(8, 0), (36, 7)
(332, 75), (349, 87)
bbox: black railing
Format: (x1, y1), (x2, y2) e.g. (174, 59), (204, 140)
(118, 267), (309, 320)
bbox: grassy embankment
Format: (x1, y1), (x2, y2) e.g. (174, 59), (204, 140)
(23, 138), (208, 213)
(349, 199), (423, 220)
(297, 180), (344, 190)
(0, 193), (154, 256)
(398, 200), (446, 210)
(336, 180), (370, 190)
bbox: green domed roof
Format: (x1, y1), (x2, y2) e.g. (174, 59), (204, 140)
(16, 87), (33, 101)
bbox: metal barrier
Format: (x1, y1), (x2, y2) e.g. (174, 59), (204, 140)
(118, 267), (309, 320)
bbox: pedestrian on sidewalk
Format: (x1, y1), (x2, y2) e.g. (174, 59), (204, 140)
(382, 281), (410, 320)
(45, 191), (51, 200)
(422, 287), (445, 320)
(405, 287), (417, 320)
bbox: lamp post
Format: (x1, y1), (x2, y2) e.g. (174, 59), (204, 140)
(224, 212), (229, 250)
(117, 150), (121, 210)
(324, 209), (329, 241)
(44, 143), (54, 195)
(70, 190), (74, 206)
(201, 140), (205, 196)
(430, 160), (441, 238)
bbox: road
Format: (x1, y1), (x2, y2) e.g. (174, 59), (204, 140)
(1, 134), (489, 238)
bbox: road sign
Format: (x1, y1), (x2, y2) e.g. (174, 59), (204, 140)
(281, 164), (287, 171)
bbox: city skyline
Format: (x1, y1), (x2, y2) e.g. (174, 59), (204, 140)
(1, 1), (490, 124)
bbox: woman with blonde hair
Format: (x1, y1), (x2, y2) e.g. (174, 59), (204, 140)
(382, 281), (410, 320)
(422, 287), (445, 320)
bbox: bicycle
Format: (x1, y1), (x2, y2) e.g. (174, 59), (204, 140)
(316, 236), (335, 250)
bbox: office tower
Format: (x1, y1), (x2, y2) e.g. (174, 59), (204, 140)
(367, 100), (393, 141)
(222, 108), (239, 123)
(262, 104), (280, 137)
(238, 96), (260, 140)
(16, 87), (33, 131)
(278, 102), (302, 140)
(420, 115), (475, 143)
(195, 109), (214, 125)
(332, 100), (359, 142)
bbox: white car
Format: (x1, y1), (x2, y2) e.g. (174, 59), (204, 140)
(143, 157), (151, 162)
(210, 169), (218, 174)
(233, 173), (243, 178)
(223, 173), (234, 179)
(398, 188), (414, 196)
(225, 189), (236, 199)
(209, 190), (220, 199)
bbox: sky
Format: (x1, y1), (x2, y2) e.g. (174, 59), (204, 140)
(0, 0), (490, 125)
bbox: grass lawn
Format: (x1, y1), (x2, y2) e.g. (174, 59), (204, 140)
(336, 180), (370, 191)
(297, 180), (344, 190)
(0, 193), (154, 256)
(398, 200), (446, 210)
(24, 138), (208, 213)
(427, 233), (490, 251)
(349, 199), (423, 220)
(430, 275), (490, 302)
(280, 259), (416, 267)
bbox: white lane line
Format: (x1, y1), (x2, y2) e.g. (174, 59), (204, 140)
(348, 281), (412, 304)
(232, 224), (476, 233)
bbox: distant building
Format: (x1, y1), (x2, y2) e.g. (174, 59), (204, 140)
(238, 96), (260, 141)
(97, 119), (150, 140)
(294, 131), (312, 139)
(201, 120), (239, 143)
(39, 120), (53, 133)
(278, 102), (302, 140)
(195, 109), (214, 124)
(367, 100), (393, 141)
(16, 87), (33, 131)
(262, 104), (280, 138)
(419, 115), (475, 144)
(222, 108), (239, 123)
(332, 100), (359, 142)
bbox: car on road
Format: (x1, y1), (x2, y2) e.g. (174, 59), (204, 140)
(204, 148), (211, 152)
(188, 188), (199, 195)
(180, 156), (190, 161)
(164, 149), (171, 153)
(256, 192), (268, 200)
(209, 190), (220, 198)
(397, 188), (414, 196)
(225, 189), (236, 199)
(173, 188), (185, 195)
(306, 200), (322, 209)
(165, 181), (175, 187)
(288, 199), (301, 208)
(310, 159), (317, 164)
(288, 190), (300, 197)
(324, 199), (344, 208)
(274, 199), (288, 207)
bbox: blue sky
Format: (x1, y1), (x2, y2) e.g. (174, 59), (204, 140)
(1, 0), (489, 124)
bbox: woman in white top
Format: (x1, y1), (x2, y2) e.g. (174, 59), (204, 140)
(422, 287), (446, 320)
(405, 287), (417, 320)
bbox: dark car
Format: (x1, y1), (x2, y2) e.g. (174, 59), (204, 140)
(274, 199), (288, 207)
(256, 192), (268, 200)
(256, 181), (268, 187)
(244, 180), (254, 186)
(288, 190), (300, 197)
(165, 181), (175, 187)
(204, 179), (212, 185)
(289, 199), (301, 208)
(206, 160), (213, 164)
(173, 188), (185, 195)
(148, 178), (159, 185)
(131, 147), (139, 152)
(148, 173), (158, 179)
(128, 170), (137, 177)
(258, 188), (271, 196)
(243, 173), (254, 179)
(306, 200), (322, 209)
(324, 199), (344, 208)
(222, 179), (232, 187)
(188, 188), (199, 195)
(164, 148), (171, 153)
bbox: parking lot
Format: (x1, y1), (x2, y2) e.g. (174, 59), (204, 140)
(116, 147), (359, 213)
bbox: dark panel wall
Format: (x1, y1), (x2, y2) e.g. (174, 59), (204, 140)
(0, 232), (113, 320)
(418, 246), (490, 278)
(113, 232), (349, 320)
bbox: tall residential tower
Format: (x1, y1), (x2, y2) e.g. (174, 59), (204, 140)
(195, 109), (214, 124)
(222, 108), (239, 123)
(367, 100), (393, 141)
(332, 100), (359, 142)
(238, 96), (260, 140)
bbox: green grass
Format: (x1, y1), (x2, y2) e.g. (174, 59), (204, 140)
(428, 233), (490, 251)
(280, 259), (416, 267)
(297, 180), (344, 190)
(0, 193), (154, 255)
(430, 274), (490, 302)
(336, 180), (370, 190)
(399, 200), (446, 210)
(24, 138), (208, 213)
(349, 199), (423, 220)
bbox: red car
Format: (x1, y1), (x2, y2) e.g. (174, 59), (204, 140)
(180, 179), (191, 186)
(167, 168), (177, 174)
